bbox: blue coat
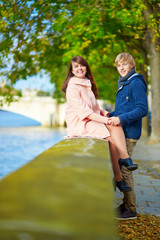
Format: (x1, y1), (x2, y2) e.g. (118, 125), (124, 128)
(109, 74), (148, 139)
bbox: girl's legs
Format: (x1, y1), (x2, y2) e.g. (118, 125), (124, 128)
(109, 141), (121, 181)
(106, 124), (129, 181)
(107, 124), (129, 159)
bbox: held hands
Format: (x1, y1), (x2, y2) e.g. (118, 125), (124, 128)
(107, 116), (120, 126)
(101, 110), (120, 126)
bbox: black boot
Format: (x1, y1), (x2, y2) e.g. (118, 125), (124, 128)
(115, 179), (132, 192)
(119, 158), (138, 171)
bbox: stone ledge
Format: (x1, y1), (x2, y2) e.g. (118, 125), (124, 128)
(0, 137), (118, 240)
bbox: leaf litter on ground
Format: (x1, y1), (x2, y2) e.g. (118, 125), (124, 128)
(118, 213), (160, 240)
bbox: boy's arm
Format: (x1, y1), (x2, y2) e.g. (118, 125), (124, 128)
(109, 111), (115, 117)
(118, 80), (148, 124)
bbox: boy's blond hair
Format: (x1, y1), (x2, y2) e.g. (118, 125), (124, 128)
(115, 52), (136, 69)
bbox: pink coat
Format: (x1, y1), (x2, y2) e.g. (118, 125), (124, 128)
(65, 77), (110, 139)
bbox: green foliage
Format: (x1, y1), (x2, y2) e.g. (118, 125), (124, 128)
(0, 0), (159, 103)
(36, 90), (50, 96)
(0, 84), (22, 106)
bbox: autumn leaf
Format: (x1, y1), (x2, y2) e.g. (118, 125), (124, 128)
(118, 214), (160, 240)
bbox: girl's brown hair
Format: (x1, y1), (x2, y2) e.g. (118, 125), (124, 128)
(62, 56), (99, 99)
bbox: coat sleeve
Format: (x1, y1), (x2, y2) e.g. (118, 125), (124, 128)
(66, 85), (93, 120)
(100, 109), (109, 117)
(109, 111), (115, 117)
(87, 112), (109, 124)
(119, 80), (148, 124)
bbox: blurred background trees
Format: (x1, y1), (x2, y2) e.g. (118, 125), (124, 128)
(0, 0), (159, 141)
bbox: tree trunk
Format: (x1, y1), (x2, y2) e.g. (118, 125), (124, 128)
(140, 52), (149, 137)
(149, 41), (160, 142)
(143, 5), (160, 142)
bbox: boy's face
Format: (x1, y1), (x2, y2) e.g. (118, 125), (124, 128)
(116, 61), (133, 77)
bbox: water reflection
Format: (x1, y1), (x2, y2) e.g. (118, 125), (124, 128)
(0, 110), (66, 179)
(0, 110), (41, 127)
(0, 126), (66, 179)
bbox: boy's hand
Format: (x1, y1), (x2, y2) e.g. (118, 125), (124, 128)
(109, 117), (120, 126)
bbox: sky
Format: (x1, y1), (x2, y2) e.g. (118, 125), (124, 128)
(13, 71), (55, 93)
(0, 54), (54, 93)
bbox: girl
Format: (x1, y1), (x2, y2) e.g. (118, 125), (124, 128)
(62, 56), (138, 192)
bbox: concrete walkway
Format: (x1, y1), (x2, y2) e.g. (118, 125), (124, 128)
(115, 137), (160, 217)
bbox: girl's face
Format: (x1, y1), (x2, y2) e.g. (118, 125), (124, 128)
(116, 61), (133, 77)
(72, 61), (87, 79)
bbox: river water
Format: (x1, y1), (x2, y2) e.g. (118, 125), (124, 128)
(0, 110), (66, 179)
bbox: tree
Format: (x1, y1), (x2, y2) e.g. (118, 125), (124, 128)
(0, 0), (159, 140)
(0, 0), (132, 103)
(105, 0), (160, 141)
(143, 1), (160, 142)
(0, 84), (22, 106)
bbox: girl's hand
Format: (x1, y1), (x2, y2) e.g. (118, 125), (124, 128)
(106, 118), (112, 125)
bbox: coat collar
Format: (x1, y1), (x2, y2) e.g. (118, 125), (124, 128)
(69, 77), (91, 87)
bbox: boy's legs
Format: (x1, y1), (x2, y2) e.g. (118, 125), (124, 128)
(121, 138), (137, 212)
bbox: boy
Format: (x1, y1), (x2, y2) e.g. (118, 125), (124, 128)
(109, 52), (148, 220)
